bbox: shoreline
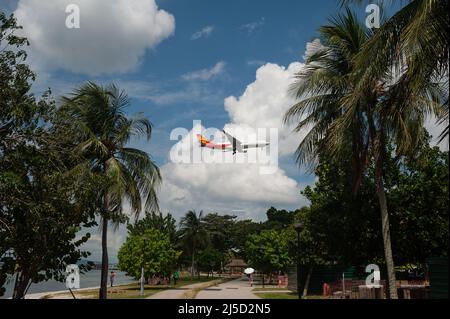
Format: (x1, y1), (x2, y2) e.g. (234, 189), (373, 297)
(22, 282), (138, 299)
(24, 286), (101, 299)
(1, 270), (135, 299)
(20, 276), (231, 299)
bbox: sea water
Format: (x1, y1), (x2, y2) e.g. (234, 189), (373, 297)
(0, 270), (135, 299)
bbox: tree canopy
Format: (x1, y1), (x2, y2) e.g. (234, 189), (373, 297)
(0, 12), (102, 298)
(118, 228), (181, 280)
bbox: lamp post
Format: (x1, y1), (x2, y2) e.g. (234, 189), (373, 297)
(294, 222), (303, 299)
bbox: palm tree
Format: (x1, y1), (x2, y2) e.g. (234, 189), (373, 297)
(179, 210), (209, 277)
(343, 1), (448, 297)
(344, 0), (449, 141)
(286, 9), (445, 299)
(284, 9), (371, 190)
(60, 82), (161, 299)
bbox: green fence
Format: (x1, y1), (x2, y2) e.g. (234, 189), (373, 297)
(427, 257), (449, 299)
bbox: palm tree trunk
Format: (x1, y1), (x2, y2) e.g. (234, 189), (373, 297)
(12, 272), (30, 299)
(191, 244), (195, 278)
(375, 147), (398, 299)
(99, 160), (110, 300)
(99, 215), (109, 299)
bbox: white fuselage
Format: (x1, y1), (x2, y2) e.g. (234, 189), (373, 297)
(241, 141), (270, 149)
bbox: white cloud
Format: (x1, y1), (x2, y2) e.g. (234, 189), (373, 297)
(425, 115), (449, 151)
(182, 61), (226, 81)
(158, 60), (309, 220)
(14, 0), (175, 76)
(159, 128), (305, 221)
(303, 38), (326, 61)
(224, 62), (305, 156)
(240, 17), (265, 35)
(191, 25), (214, 40)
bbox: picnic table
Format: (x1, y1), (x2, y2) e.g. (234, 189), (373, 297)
(398, 285), (428, 299)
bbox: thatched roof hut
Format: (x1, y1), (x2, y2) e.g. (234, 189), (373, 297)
(225, 259), (248, 274)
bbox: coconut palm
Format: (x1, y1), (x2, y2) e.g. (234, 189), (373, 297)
(343, 1), (447, 297)
(286, 8), (445, 299)
(179, 210), (209, 277)
(344, 0), (449, 141)
(284, 9), (372, 190)
(60, 82), (161, 299)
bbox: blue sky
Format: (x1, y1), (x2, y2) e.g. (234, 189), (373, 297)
(21, 0), (342, 164)
(3, 0), (413, 261)
(139, 0), (339, 161)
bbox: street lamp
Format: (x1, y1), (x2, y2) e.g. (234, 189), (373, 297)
(294, 222), (303, 299)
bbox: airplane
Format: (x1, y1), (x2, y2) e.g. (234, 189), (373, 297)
(196, 130), (270, 155)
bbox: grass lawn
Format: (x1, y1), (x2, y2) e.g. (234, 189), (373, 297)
(303, 295), (328, 299)
(255, 292), (299, 299)
(252, 287), (289, 292)
(255, 292), (328, 300)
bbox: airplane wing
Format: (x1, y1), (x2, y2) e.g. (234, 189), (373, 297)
(222, 130), (243, 153)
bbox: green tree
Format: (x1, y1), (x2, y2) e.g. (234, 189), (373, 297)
(302, 138), (449, 266)
(285, 9), (445, 298)
(284, 9), (371, 182)
(0, 149), (101, 298)
(388, 143), (449, 263)
(245, 230), (292, 286)
(202, 213), (236, 270)
(229, 220), (262, 258)
(59, 82), (161, 299)
(302, 154), (386, 266)
(118, 229), (181, 280)
(345, 0), (449, 142)
(284, 9), (392, 291)
(128, 211), (177, 244)
(0, 11), (36, 142)
(285, 207), (330, 296)
(197, 246), (222, 277)
(264, 207), (297, 230)
(0, 12), (34, 270)
(179, 210), (209, 277)
(0, 12), (102, 298)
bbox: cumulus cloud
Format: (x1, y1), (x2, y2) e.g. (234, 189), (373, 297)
(191, 25), (214, 40)
(158, 60), (309, 220)
(425, 115), (449, 151)
(14, 0), (175, 75)
(181, 61), (226, 81)
(224, 62), (305, 156)
(303, 38), (326, 61)
(159, 127), (305, 221)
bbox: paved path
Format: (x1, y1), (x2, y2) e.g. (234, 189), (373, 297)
(195, 277), (260, 299)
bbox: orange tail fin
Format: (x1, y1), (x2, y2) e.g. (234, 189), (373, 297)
(196, 134), (210, 146)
